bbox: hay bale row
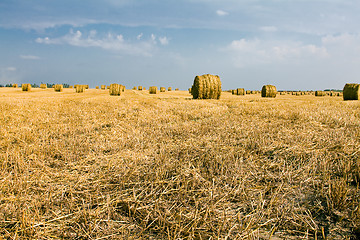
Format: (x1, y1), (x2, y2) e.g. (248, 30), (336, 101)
(343, 83), (360, 100)
(22, 84), (31, 91)
(54, 84), (63, 92)
(191, 74), (222, 99)
(261, 85), (277, 98)
(109, 83), (124, 96)
(149, 86), (157, 94)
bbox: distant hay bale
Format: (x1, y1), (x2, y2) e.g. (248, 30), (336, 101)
(261, 85), (277, 98)
(175, 88), (179, 91)
(168, 87), (172, 91)
(109, 83), (122, 96)
(315, 91), (326, 97)
(76, 85), (86, 93)
(107, 86), (110, 89)
(22, 84), (31, 91)
(160, 87), (166, 92)
(280, 92), (286, 95)
(132, 86), (136, 90)
(85, 85), (89, 89)
(191, 74), (222, 99)
(188, 88), (192, 93)
(232, 90), (236, 95)
(69, 85), (73, 88)
(40, 84), (47, 89)
(54, 84), (63, 92)
(101, 85), (106, 90)
(96, 86), (99, 89)
(149, 86), (158, 94)
(343, 83), (360, 100)
(138, 86), (143, 91)
(245, 90), (251, 94)
(13, 84), (18, 88)
(236, 88), (245, 95)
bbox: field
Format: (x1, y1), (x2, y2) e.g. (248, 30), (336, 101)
(0, 87), (359, 239)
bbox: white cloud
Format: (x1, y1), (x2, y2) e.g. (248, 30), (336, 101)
(35, 30), (169, 56)
(259, 26), (278, 32)
(20, 55), (40, 60)
(159, 36), (169, 45)
(224, 38), (329, 67)
(216, 10), (229, 16)
(5, 67), (16, 71)
(137, 33), (143, 40)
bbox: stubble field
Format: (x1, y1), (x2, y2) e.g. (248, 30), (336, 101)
(0, 88), (359, 239)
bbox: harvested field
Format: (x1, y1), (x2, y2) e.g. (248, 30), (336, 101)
(0, 88), (359, 239)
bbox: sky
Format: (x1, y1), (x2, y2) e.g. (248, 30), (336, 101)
(1, 0), (360, 90)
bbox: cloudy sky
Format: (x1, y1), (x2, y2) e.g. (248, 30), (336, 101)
(1, 0), (360, 90)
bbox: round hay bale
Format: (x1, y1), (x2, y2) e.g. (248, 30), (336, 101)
(13, 84), (19, 88)
(315, 91), (326, 97)
(160, 87), (166, 92)
(149, 86), (157, 94)
(109, 83), (122, 96)
(188, 88), (192, 93)
(85, 85), (89, 89)
(69, 85), (73, 88)
(22, 84), (31, 91)
(54, 84), (63, 92)
(138, 86), (143, 91)
(96, 86), (99, 89)
(175, 88), (179, 91)
(261, 85), (277, 98)
(191, 74), (221, 99)
(40, 84), (47, 89)
(76, 85), (86, 93)
(132, 86), (137, 90)
(168, 87), (172, 91)
(343, 83), (360, 100)
(236, 88), (245, 95)
(101, 85), (106, 90)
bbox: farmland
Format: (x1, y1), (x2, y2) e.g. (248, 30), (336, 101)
(0, 87), (359, 239)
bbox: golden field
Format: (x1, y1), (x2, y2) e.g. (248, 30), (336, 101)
(0, 87), (359, 239)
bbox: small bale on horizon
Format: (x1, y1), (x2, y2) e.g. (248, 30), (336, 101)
(101, 85), (106, 90)
(22, 84), (31, 91)
(138, 86), (143, 91)
(315, 91), (326, 97)
(54, 84), (63, 92)
(160, 87), (166, 92)
(40, 84), (47, 89)
(149, 86), (158, 94)
(168, 87), (172, 91)
(76, 85), (86, 93)
(109, 83), (123, 96)
(236, 88), (245, 95)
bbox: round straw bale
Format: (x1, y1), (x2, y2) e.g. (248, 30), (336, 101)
(101, 85), (106, 90)
(96, 86), (99, 89)
(191, 74), (221, 99)
(261, 85), (277, 98)
(168, 87), (172, 91)
(236, 88), (245, 95)
(160, 87), (166, 92)
(40, 84), (47, 89)
(54, 84), (63, 92)
(188, 88), (192, 93)
(109, 83), (122, 96)
(149, 86), (157, 94)
(343, 83), (360, 100)
(138, 86), (143, 91)
(13, 84), (19, 88)
(85, 85), (89, 89)
(132, 86), (137, 90)
(315, 91), (326, 96)
(69, 85), (73, 88)
(175, 88), (179, 91)
(76, 85), (86, 93)
(22, 84), (31, 91)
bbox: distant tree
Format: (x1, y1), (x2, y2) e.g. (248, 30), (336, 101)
(5, 84), (12, 87)
(31, 83), (39, 88)
(63, 83), (70, 88)
(0, 84), (4, 87)
(47, 83), (54, 88)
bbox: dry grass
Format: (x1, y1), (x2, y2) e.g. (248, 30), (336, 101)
(0, 88), (359, 239)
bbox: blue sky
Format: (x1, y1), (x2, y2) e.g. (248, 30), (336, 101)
(1, 0), (360, 90)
